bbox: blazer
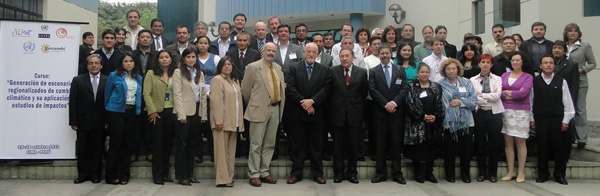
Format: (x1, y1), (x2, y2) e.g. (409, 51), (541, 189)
(274, 43), (304, 77)
(519, 38), (554, 64)
(69, 73), (107, 130)
(210, 74), (245, 132)
(554, 57), (580, 102)
(369, 63), (409, 118)
(78, 44), (95, 75)
(319, 52), (334, 67)
(96, 48), (124, 76)
(104, 71), (143, 114)
(249, 37), (268, 51)
(470, 73), (505, 114)
(225, 48), (261, 81)
(265, 33), (275, 43)
(150, 35), (173, 51)
(164, 43), (198, 67)
(444, 42), (458, 60)
(241, 59), (286, 122)
(567, 41), (596, 87)
(132, 49), (158, 75)
(172, 68), (208, 120)
(210, 37), (237, 57)
(143, 70), (171, 115)
(291, 38), (312, 48)
(328, 65), (368, 127)
(284, 61), (330, 122)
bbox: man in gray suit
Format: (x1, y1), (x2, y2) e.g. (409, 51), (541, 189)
(312, 33), (333, 67)
(274, 24), (304, 77)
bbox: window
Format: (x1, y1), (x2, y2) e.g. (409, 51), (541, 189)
(493, 0), (520, 27)
(584, 0), (600, 17)
(0, 0), (43, 20)
(473, 0), (485, 34)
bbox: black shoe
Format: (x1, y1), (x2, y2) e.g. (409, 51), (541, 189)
(536, 177), (548, 183)
(178, 180), (191, 186)
(194, 156), (204, 164)
(555, 177), (568, 185)
(210, 155), (215, 162)
(153, 180), (165, 185)
(189, 178), (201, 183)
(577, 142), (586, 149)
(333, 175), (344, 183)
(73, 177), (89, 184)
(323, 154), (332, 161)
(91, 178), (101, 184)
(415, 175), (424, 183)
(371, 175), (387, 183)
(393, 176), (406, 184)
(357, 156), (366, 161)
(426, 175), (438, 183)
(163, 178), (174, 182)
(272, 153), (279, 160)
(347, 176), (359, 183)
(446, 177), (455, 183)
(462, 177), (471, 183)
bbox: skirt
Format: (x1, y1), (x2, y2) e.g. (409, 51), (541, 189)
(501, 109), (530, 139)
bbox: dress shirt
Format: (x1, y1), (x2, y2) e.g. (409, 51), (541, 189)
(124, 25), (143, 50)
(102, 47), (114, 59)
(483, 41), (502, 57)
(331, 43), (363, 58)
(470, 73), (505, 114)
(363, 55), (381, 70)
(566, 40), (581, 59)
(178, 42), (188, 54)
(188, 67), (201, 102)
(530, 73), (575, 124)
(218, 38), (231, 57)
(124, 74), (138, 105)
(154, 35), (164, 51)
(422, 53), (448, 82)
(278, 43), (289, 64)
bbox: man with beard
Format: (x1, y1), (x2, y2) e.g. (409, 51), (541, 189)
(483, 24), (505, 56)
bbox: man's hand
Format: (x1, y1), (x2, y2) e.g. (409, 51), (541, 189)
(179, 119), (187, 124)
(385, 101), (396, 113)
(561, 123), (569, 132)
(216, 124), (223, 131)
(300, 99), (313, 110)
(530, 121), (535, 129)
(307, 106), (315, 115)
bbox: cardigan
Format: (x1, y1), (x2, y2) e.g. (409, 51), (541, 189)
(500, 72), (533, 111)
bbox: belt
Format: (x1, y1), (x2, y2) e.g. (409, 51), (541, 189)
(270, 102), (280, 106)
(125, 104), (135, 109)
(479, 106), (492, 111)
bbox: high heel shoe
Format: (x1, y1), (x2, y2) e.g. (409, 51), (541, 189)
(501, 175), (516, 181)
(516, 175), (525, 183)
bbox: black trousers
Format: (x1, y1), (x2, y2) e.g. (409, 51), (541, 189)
(151, 108), (176, 181)
(443, 129), (472, 179)
(474, 110), (503, 177)
(197, 99), (213, 159)
(75, 127), (105, 179)
(365, 100), (376, 157)
(535, 115), (572, 179)
(175, 103), (201, 180)
(289, 120), (324, 178)
(132, 110), (152, 157)
(333, 119), (359, 177)
(413, 161), (434, 178)
(105, 109), (136, 182)
(374, 116), (403, 178)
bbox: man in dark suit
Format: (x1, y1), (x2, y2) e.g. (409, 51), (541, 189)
(164, 25), (197, 67)
(329, 49), (368, 184)
(552, 40), (580, 102)
(69, 54), (107, 184)
(150, 19), (172, 51)
(265, 16), (280, 43)
(274, 24), (304, 77)
(520, 22), (554, 69)
(226, 32), (261, 81)
(249, 21), (268, 55)
(209, 21), (237, 57)
(79, 32), (95, 75)
(311, 33), (333, 67)
(369, 44), (409, 184)
(291, 23), (311, 48)
(285, 43), (330, 185)
(132, 29), (157, 75)
(97, 29), (123, 76)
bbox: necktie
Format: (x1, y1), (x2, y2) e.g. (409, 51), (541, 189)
(258, 41), (264, 57)
(240, 51), (245, 66)
(345, 68), (350, 86)
(384, 65), (391, 88)
(269, 64), (280, 101)
(155, 36), (162, 50)
(326, 49), (331, 55)
(92, 75), (98, 101)
(307, 65), (313, 81)
(482, 74), (491, 93)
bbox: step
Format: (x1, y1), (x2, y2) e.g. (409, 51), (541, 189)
(2, 157), (600, 180)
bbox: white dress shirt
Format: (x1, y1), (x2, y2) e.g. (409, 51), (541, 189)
(218, 38), (231, 57)
(422, 53), (448, 82)
(530, 73), (575, 124)
(124, 74), (137, 105)
(331, 42), (363, 58)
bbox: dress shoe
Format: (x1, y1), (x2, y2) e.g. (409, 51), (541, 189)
(446, 177), (455, 183)
(462, 177), (471, 183)
(501, 175), (517, 181)
(216, 183), (234, 188)
(536, 177), (548, 183)
(249, 178), (262, 187)
(393, 176), (406, 184)
(73, 177), (89, 184)
(194, 155), (204, 164)
(371, 175), (386, 183)
(189, 178), (201, 183)
(477, 176), (486, 182)
(178, 180), (191, 186)
(426, 175), (438, 183)
(415, 175), (425, 183)
(347, 176), (359, 184)
(357, 156), (366, 161)
(260, 175), (277, 184)
(333, 176), (344, 183)
(91, 178), (101, 184)
(120, 180), (129, 185)
(577, 142), (586, 149)
(516, 175), (525, 183)
(314, 176), (326, 184)
(286, 176), (302, 184)
(107, 179), (120, 185)
(489, 176), (497, 183)
(555, 177), (568, 185)
(153, 180), (165, 185)
(163, 178), (174, 182)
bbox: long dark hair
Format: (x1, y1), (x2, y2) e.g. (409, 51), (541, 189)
(397, 41), (416, 68)
(459, 43), (480, 64)
(214, 56), (238, 82)
(179, 47), (202, 84)
(116, 51), (139, 79)
(509, 51), (533, 75)
(194, 35), (211, 54)
(153, 50), (176, 77)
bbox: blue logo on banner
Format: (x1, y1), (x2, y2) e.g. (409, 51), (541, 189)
(23, 41), (35, 54)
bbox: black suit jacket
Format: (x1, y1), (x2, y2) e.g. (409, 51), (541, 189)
(444, 42), (458, 60)
(225, 48), (261, 81)
(520, 38), (553, 63)
(554, 57), (580, 102)
(285, 61), (330, 122)
(328, 65), (368, 127)
(69, 73), (107, 130)
(132, 49), (158, 75)
(96, 48), (124, 75)
(150, 35), (173, 51)
(266, 33), (275, 43)
(291, 38), (312, 47)
(79, 44), (95, 75)
(369, 64), (409, 118)
(164, 43), (197, 67)
(249, 37), (268, 51)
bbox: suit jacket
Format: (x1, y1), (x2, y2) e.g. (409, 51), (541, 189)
(444, 42), (458, 60)
(369, 63), (409, 118)
(96, 48), (124, 76)
(319, 53), (334, 67)
(69, 73), (107, 130)
(328, 65), (368, 127)
(249, 37), (268, 52)
(291, 38), (312, 48)
(164, 43), (197, 67)
(209, 74), (245, 132)
(104, 71), (143, 114)
(225, 48), (261, 81)
(241, 59), (286, 122)
(519, 38), (554, 63)
(554, 57), (580, 102)
(274, 43), (304, 77)
(172, 68), (208, 120)
(143, 70), (170, 115)
(209, 37), (238, 56)
(150, 35), (173, 51)
(285, 61), (330, 122)
(78, 44), (95, 75)
(266, 33), (275, 43)
(567, 41), (596, 87)
(132, 49), (157, 75)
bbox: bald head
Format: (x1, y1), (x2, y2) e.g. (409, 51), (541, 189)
(263, 42), (277, 62)
(254, 21), (267, 39)
(304, 42), (318, 64)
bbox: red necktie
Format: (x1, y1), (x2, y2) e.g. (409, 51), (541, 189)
(345, 68), (350, 86)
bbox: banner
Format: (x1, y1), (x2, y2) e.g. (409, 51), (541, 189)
(0, 20), (80, 159)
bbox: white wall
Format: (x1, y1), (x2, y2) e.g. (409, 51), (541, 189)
(43, 0), (98, 48)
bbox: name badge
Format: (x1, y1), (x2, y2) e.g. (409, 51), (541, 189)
(289, 53), (297, 59)
(419, 91), (428, 98)
(459, 87), (467, 93)
(165, 92), (170, 101)
(395, 79), (403, 85)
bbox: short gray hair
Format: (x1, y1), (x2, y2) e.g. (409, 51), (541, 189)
(86, 53), (102, 64)
(195, 21), (208, 30)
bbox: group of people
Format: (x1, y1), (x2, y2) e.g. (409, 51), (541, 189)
(69, 9), (595, 188)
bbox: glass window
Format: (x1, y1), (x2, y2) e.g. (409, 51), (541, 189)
(473, 0), (485, 34)
(584, 0), (600, 17)
(493, 0), (520, 28)
(0, 0), (42, 20)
